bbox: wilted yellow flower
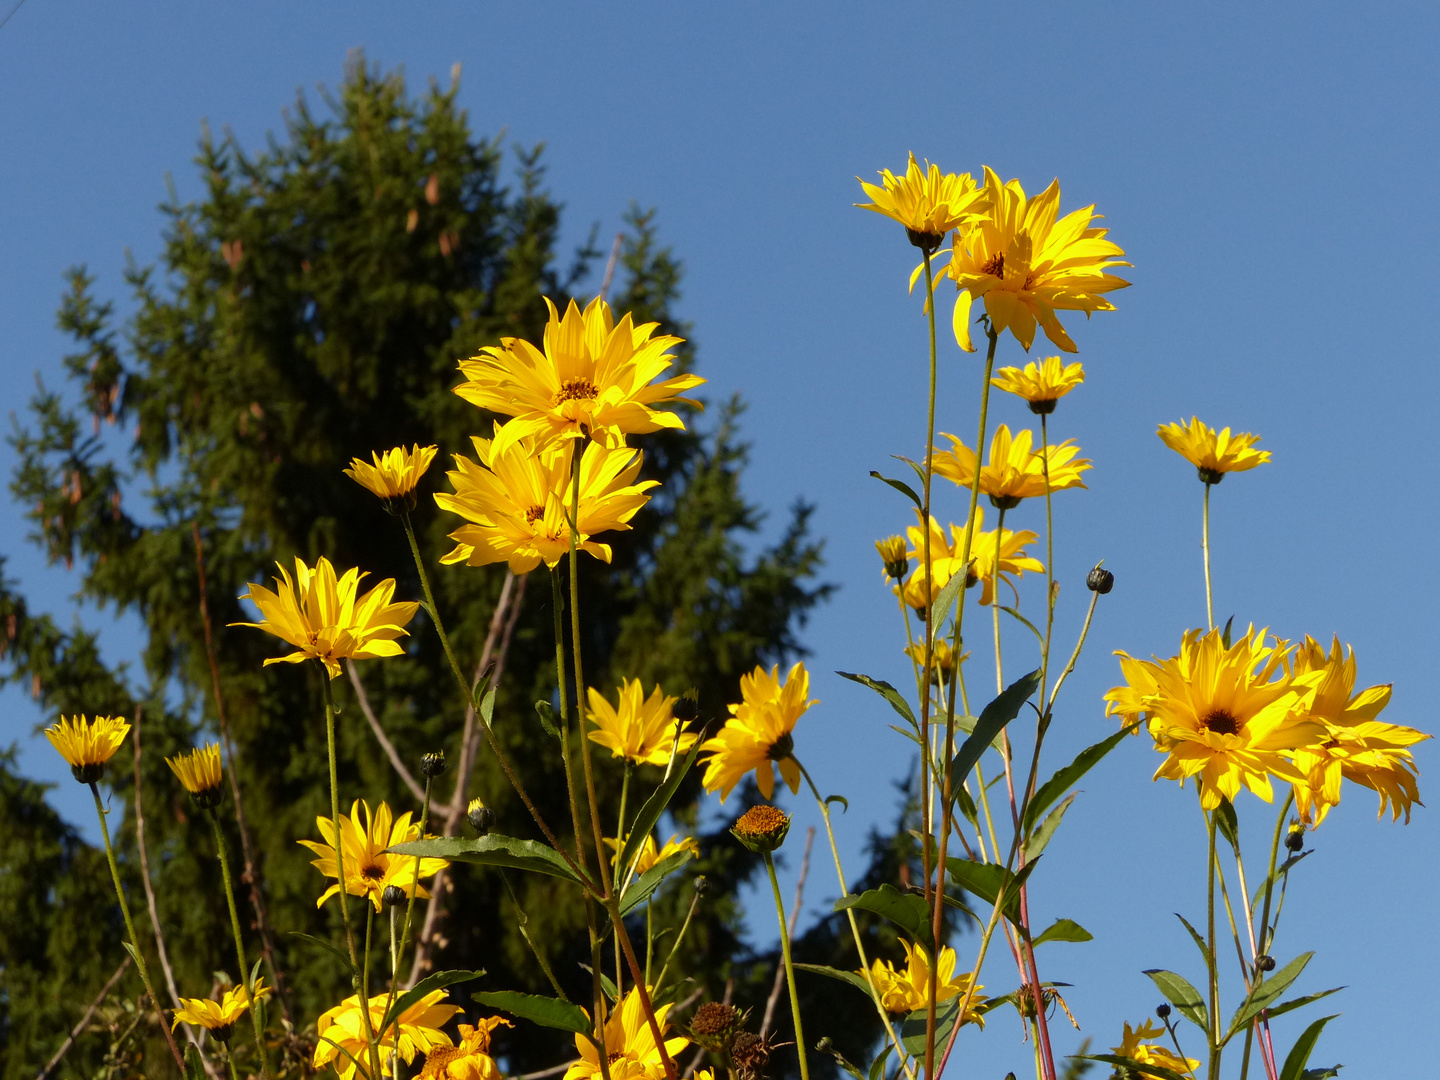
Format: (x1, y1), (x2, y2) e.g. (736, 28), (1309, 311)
(862, 942), (982, 1023)
(1112, 1019), (1199, 1076)
(172, 978), (272, 1041)
(1157, 418), (1270, 484)
(166, 743), (224, 806)
(1288, 636), (1428, 825)
(605, 833), (700, 876)
(565, 987), (689, 1080)
(933, 424), (1091, 509)
(232, 556), (419, 680)
(587, 678), (698, 766)
(900, 508), (1043, 610)
(938, 166), (1129, 352)
(700, 663), (816, 802)
(419, 1017), (512, 1080)
(435, 426), (657, 574)
(455, 297), (704, 455)
(991, 357), (1085, 415)
(299, 800), (449, 913)
(314, 989), (460, 1080)
(44, 714), (131, 783)
(344, 444), (439, 503)
(855, 154), (989, 247)
(1116, 627), (1322, 810)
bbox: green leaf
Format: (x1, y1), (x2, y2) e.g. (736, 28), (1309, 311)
(288, 931), (355, 975)
(950, 669), (1040, 792)
(248, 956), (265, 994)
(900, 994), (961, 1057)
(474, 990), (592, 1036)
(834, 884), (933, 948)
(389, 834), (581, 883)
(618, 848), (695, 917)
(1142, 969), (1208, 1032)
(381, 968), (484, 1034)
(472, 670), (493, 716)
(535, 700), (561, 740)
(930, 571), (966, 630)
(1279, 1014), (1338, 1080)
(184, 1043), (208, 1080)
(1084, 1055), (1191, 1080)
(817, 1037), (866, 1080)
(1023, 793), (1074, 861)
(1031, 918), (1092, 947)
(794, 962), (876, 997)
(826, 794), (849, 812)
(944, 857), (1038, 924)
(1175, 913), (1213, 969)
(837, 671), (917, 727)
(870, 470), (922, 510)
(998, 605), (1045, 645)
(1023, 722), (1140, 833)
(578, 963), (619, 1003)
(1229, 952), (1313, 1034)
(955, 782), (979, 829)
(1215, 797), (1240, 855)
(867, 1044), (893, 1080)
(1261, 986), (1343, 1022)
(620, 740), (702, 878)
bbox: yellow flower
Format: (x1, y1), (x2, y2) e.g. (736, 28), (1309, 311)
(44, 714), (131, 783)
(435, 426), (657, 574)
(419, 1017), (512, 1080)
(314, 989), (460, 1080)
(861, 942), (983, 1024)
(587, 678), (698, 766)
(1117, 627), (1323, 810)
(900, 508), (1043, 610)
(875, 535), (910, 581)
(904, 638), (967, 682)
(933, 424), (1091, 509)
(455, 297), (704, 456)
(1104, 652), (1161, 734)
(991, 357), (1085, 415)
(565, 987), (689, 1080)
(855, 154), (989, 247)
(232, 556), (419, 680)
(298, 800), (449, 913)
(1156, 418), (1271, 484)
(938, 166), (1130, 352)
(343, 444), (439, 504)
(172, 978), (272, 1042)
(605, 833), (700, 876)
(1287, 636), (1428, 825)
(1112, 1019), (1199, 1077)
(166, 743), (224, 807)
(700, 663), (816, 803)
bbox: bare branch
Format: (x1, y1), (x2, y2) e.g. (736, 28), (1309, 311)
(38, 956), (131, 1080)
(598, 231), (625, 301)
(761, 826), (815, 1038)
(346, 661), (425, 803)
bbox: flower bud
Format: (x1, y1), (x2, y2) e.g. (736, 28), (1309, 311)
(1285, 827), (1305, 853)
(689, 1001), (744, 1052)
(467, 797), (494, 835)
(875, 536), (910, 582)
(731, 805), (790, 854)
(420, 750), (447, 778)
(1256, 955), (1276, 973)
(1156, 1003), (1171, 1019)
(383, 884), (407, 908)
(694, 874), (709, 895)
(673, 689), (700, 724)
(1086, 566), (1114, 595)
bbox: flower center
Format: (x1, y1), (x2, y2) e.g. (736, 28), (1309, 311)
(981, 252), (1005, 277)
(556, 378), (599, 403)
(1203, 709), (1241, 736)
(607, 1052), (625, 1065)
(362, 863), (385, 880)
(525, 504), (545, 524)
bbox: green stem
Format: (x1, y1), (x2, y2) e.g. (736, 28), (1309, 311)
(568, 441), (609, 887)
(1206, 809), (1221, 1080)
(1037, 413), (1056, 707)
(226, 1049), (241, 1080)
(764, 851), (809, 1080)
(653, 884), (702, 994)
(615, 765), (632, 994)
(1203, 482), (1215, 631)
(552, 568), (588, 870)
(389, 907), (400, 1080)
(380, 774), (432, 1070)
(918, 249), (940, 931)
(210, 810), (273, 1080)
(321, 675), (383, 1080)
(88, 781), (187, 1073)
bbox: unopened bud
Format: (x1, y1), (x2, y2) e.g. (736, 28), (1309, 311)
(420, 751), (447, 778)
(467, 797), (494, 835)
(1156, 1003), (1171, 1019)
(694, 874), (709, 895)
(1256, 955), (1276, 973)
(1086, 566), (1114, 594)
(1285, 827), (1305, 853)
(673, 690), (700, 724)
(382, 885), (407, 908)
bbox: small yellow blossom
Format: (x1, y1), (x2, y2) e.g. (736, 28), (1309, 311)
(299, 800), (449, 913)
(587, 678), (697, 766)
(900, 508), (1043, 610)
(344, 444), (439, 503)
(565, 987), (689, 1080)
(606, 833), (700, 876)
(44, 714), (131, 783)
(166, 743), (224, 805)
(419, 1017), (512, 1080)
(172, 978), (272, 1042)
(905, 638), (967, 682)
(700, 663), (816, 803)
(861, 942), (983, 1025)
(1112, 1019), (1199, 1077)
(1157, 418), (1270, 484)
(933, 424), (1091, 509)
(855, 154), (989, 247)
(314, 989), (460, 1080)
(990, 357), (1084, 415)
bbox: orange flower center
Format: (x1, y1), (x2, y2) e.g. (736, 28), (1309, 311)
(525, 505), (545, 524)
(556, 378), (599, 403)
(1203, 710), (1241, 736)
(981, 252), (1005, 277)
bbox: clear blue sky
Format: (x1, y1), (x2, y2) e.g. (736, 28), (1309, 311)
(2, 2), (1436, 1074)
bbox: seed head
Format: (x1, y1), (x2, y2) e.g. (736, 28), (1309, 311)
(732, 804), (790, 854)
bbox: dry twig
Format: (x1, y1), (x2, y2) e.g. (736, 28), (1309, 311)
(38, 956), (131, 1080)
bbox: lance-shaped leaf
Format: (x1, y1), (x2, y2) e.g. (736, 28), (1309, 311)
(945, 857), (1038, 925)
(795, 963), (876, 998)
(1084, 1056), (1191, 1080)
(288, 931), (356, 975)
(837, 671), (917, 728)
(1022, 722), (1140, 833)
(389, 834), (581, 883)
(619, 740), (702, 878)
(1031, 918), (1092, 947)
(1143, 969), (1208, 1031)
(1228, 952), (1313, 1035)
(184, 1045), (207, 1080)
(1215, 797), (1240, 855)
(1023, 793), (1075, 861)
(475, 990), (592, 1036)
(1278, 1015), (1339, 1080)
(381, 969), (485, 1034)
(949, 670), (1040, 793)
(1258, 986), (1342, 1022)
(834, 884), (932, 948)
(930, 570), (965, 630)
(870, 470), (922, 510)
(618, 848), (695, 918)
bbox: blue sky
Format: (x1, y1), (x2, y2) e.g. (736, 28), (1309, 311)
(2, 2), (1437, 1074)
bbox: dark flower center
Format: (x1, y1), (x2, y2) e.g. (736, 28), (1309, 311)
(362, 863), (385, 880)
(981, 253), (1005, 277)
(1203, 710), (1241, 736)
(525, 504), (545, 524)
(556, 378), (599, 403)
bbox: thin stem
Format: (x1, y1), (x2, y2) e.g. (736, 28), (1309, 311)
(918, 247), (941, 923)
(1203, 482), (1215, 631)
(381, 774), (431, 1040)
(615, 765), (632, 994)
(992, 507), (1006, 695)
(88, 781), (187, 1072)
(653, 884), (700, 993)
(321, 675), (382, 1080)
(763, 852), (809, 1080)
(552, 568), (588, 869)
(568, 442), (610, 889)
(389, 907), (400, 1080)
(210, 810), (273, 1080)
(1037, 414), (1057, 707)
(1206, 809), (1221, 1080)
